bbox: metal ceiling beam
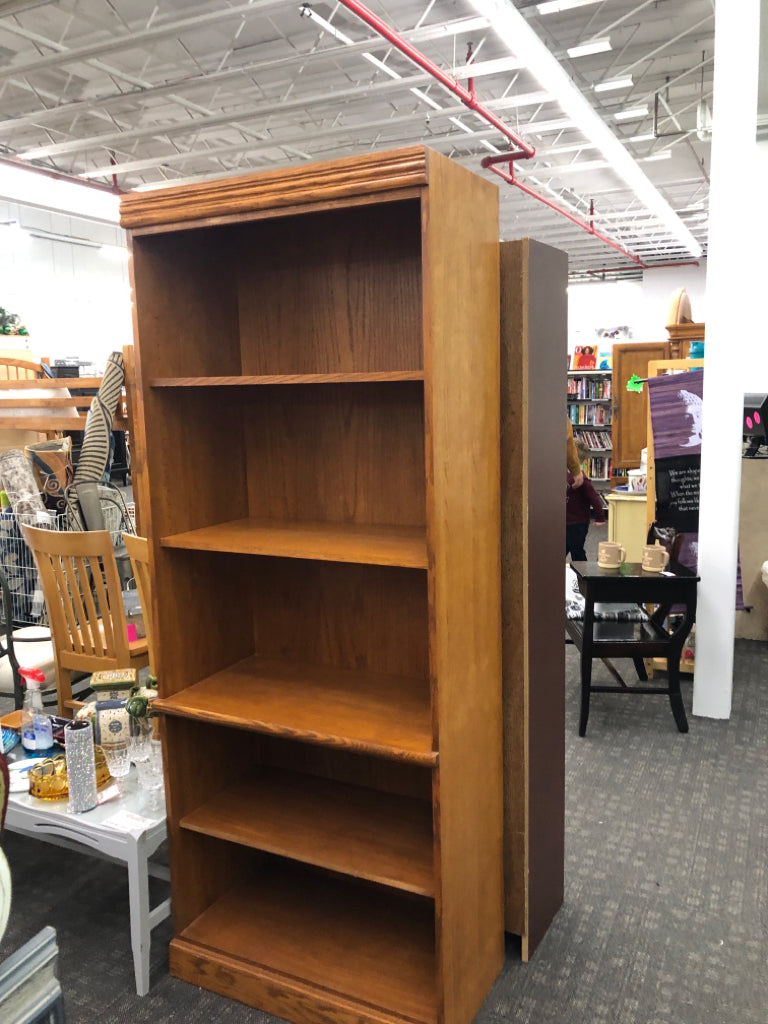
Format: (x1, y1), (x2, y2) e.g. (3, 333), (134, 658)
(0, 14), (488, 136)
(20, 71), (560, 162)
(80, 90), (551, 180)
(0, 0), (288, 82)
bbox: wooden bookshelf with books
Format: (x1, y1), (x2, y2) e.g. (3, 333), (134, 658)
(568, 369), (613, 487)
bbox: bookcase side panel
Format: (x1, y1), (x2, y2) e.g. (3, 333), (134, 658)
(153, 549), (254, 698)
(423, 152), (503, 1024)
(129, 230), (243, 379)
(500, 239), (566, 956)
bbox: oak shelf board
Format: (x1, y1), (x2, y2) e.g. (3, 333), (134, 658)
(154, 654), (437, 766)
(175, 862), (437, 1023)
(150, 371), (425, 386)
(180, 768), (434, 896)
(160, 518), (429, 569)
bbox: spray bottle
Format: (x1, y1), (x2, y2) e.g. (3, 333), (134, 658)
(20, 667), (54, 757)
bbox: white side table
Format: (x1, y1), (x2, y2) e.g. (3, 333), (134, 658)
(4, 762), (170, 996)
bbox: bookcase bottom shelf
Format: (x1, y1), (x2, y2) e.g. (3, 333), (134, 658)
(172, 862), (437, 1024)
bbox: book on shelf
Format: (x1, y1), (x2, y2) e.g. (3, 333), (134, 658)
(566, 375), (612, 400)
(568, 403), (612, 426)
(574, 429), (612, 452)
(580, 455), (613, 481)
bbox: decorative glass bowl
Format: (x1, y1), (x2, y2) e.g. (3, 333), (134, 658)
(28, 746), (113, 800)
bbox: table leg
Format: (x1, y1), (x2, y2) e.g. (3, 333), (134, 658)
(666, 655), (689, 733)
(579, 651), (592, 737)
(633, 657), (648, 681)
(126, 838), (152, 996)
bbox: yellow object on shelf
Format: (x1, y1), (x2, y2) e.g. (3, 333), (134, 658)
(27, 746), (112, 800)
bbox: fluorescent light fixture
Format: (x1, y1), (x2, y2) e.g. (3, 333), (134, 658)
(614, 106), (649, 121)
(567, 38), (611, 59)
(594, 76), (633, 93)
(550, 159), (609, 174)
(537, 0), (604, 13)
(410, 88), (443, 110)
(0, 162), (119, 222)
(452, 56), (523, 80)
(642, 151), (672, 162)
(629, 133), (656, 142)
(467, 0), (702, 257)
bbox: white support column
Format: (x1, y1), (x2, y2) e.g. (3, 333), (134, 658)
(693, 0), (764, 717)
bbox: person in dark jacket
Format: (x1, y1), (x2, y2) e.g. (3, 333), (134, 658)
(566, 459), (606, 562)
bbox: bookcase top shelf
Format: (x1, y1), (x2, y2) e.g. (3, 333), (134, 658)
(151, 371), (425, 387)
(153, 654), (436, 766)
(160, 518), (428, 569)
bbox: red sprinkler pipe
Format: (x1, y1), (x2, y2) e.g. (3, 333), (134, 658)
(336, 0), (535, 159)
(482, 153), (645, 267)
(338, 1), (687, 272)
(585, 260), (701, 278)
(466, 42), (476, 101)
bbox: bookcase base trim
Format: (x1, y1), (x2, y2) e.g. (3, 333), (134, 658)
(170, 941), (435, 1024)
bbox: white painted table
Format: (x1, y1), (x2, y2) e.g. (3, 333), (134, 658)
(4, 760), (170, 996)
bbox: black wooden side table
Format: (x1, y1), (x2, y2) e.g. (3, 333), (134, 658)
(566, 561), (699, 736)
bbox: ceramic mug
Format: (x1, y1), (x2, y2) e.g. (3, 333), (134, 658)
(642, 543), (670, 572)
(597, 541), (625, 567)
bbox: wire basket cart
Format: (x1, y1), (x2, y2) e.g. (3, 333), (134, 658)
(0, 488), (136, 629)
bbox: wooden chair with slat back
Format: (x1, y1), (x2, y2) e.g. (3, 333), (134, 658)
(122, 533), (155, 677)
(20, 525), (149, 717)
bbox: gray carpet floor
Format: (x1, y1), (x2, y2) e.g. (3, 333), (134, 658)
(2, 626), (766, 1020)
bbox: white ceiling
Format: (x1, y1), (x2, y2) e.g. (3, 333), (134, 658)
(0, 0), (721, 277)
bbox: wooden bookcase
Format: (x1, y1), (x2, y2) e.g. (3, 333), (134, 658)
(567, 368), (613, 489)
(121, 146), (504, 1024)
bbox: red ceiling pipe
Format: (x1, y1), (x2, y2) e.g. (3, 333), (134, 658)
(585, 260), (701, 278)
(482, 153), (645, 267)
(336, 0), (535, 159)
(338, 1), (682, 273)
(466, 42), (476, 101)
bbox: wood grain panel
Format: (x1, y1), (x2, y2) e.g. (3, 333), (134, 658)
(422, 150), (503, 1024)
(129, 228), (242, 380)
(500, 239), (566, 957)
(180, 768), (434, 895)
(151, 371), (425, 386)
(236, 202), (423, 374)
(176, 862), (436, 1023)
(161, 519), (427, 568)
(142, 390), (248, 541)
(153, 550), (254, 698)
(243, 382), (426, 527)
(120, 146), (429, 229)
(154, 654), (434, 765)
(249, 559), (429, 680)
